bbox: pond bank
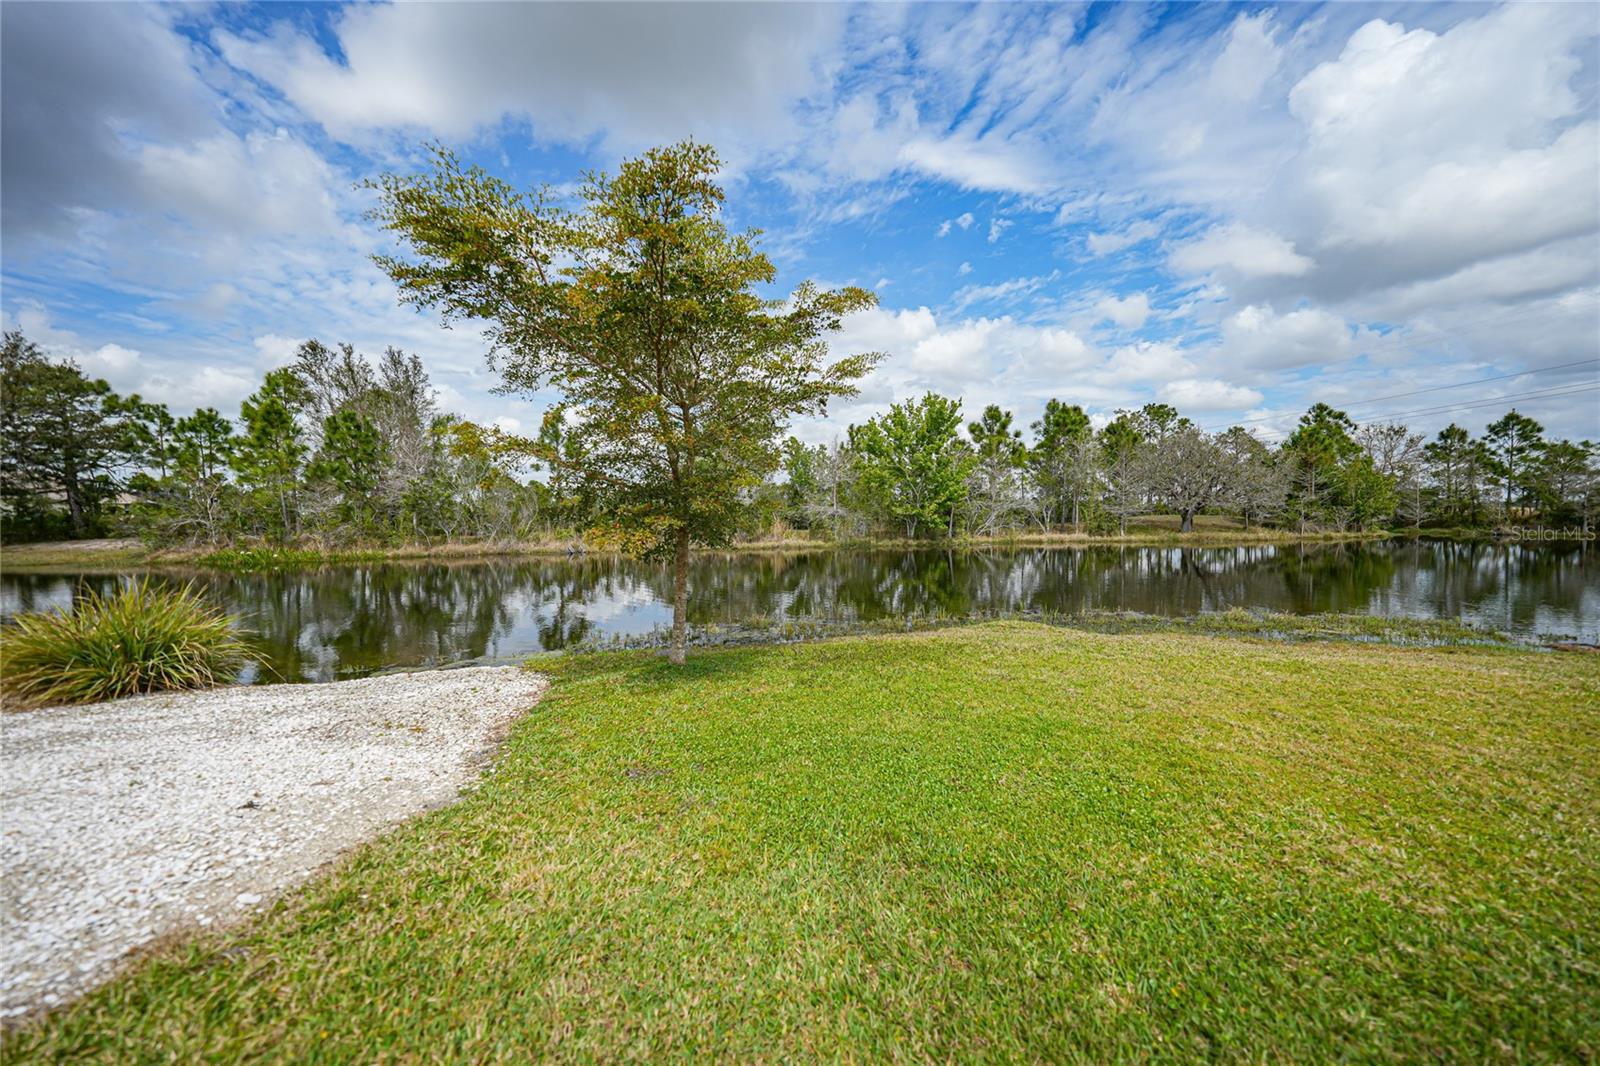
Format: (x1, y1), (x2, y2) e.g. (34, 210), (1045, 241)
(0, 666), (546, 1022)
(4, 525), (1413, 572)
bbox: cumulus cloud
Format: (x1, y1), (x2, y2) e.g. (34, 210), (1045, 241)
(1170, 224), (1313, 279)
(1214, 304), (1356, 370)
(4, 1), (1596, 445)
(1283, 6), (1600, 295)
(1158, 378), (1264, 412)
(1094, 293), (1151, 329)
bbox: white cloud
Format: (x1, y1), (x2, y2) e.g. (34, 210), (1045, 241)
(1214, 304), (1355, 370)
(251, 334), (302, 369)
(987, 218), (1013, 244)
(950, 271), (1058, 313)
(1094, 293), (1151, 329)
(957, 261), (972, 276)
(1105, 340), (1193, 382)
(1285, 7), (1599, 290)
(1086, 220), (1159, 257)
(1170, 223), (1313, 279)
(1158, 378), (1264, 412)
(218, 4), (845, 152)
(932, 212), (977, 240)
(898, 136), (1049, 194)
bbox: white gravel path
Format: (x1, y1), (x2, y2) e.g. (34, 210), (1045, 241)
(0, 666), (547, 1021)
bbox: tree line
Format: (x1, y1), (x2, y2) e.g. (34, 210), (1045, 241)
(4, 325), (1594, 548)
(1, 331), (546, 545)
(780, 395), (1597, 539)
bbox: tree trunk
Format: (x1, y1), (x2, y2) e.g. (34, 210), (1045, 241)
(1180, 508), (1195, 533)
(64, 467), (86, 538)
(668, 526), (690, 665)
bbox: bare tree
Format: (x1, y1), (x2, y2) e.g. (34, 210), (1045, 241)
(1358, 422), (1426, 527)
(1218, 427), (1289, 529)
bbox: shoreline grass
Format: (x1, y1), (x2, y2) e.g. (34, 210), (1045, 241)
(0, 580), (254, 709)
(3, 522), (1559, 573)
(576, 607), (1535, 654)
(6, 623), (1597, 1059)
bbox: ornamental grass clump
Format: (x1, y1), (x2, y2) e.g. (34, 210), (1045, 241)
(0, 580), (254, 709)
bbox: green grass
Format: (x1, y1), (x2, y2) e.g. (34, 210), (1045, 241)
(6, 623), (1598, 1060)
(0, 579), (254, 708)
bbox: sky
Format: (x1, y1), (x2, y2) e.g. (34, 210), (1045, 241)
(2, 1), (1598, 446)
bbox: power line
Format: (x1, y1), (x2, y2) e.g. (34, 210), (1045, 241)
(1341, 382), (1599, 429)
(1320, 359), (1595, 412)
(1215, 381), (1599, 437)
(1202, 359), (1599, 431)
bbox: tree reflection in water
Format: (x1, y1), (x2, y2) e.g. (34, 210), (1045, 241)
(3, 540), (1594, 681)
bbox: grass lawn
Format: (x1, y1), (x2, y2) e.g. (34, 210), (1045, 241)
(7, 623), (1598, 1061)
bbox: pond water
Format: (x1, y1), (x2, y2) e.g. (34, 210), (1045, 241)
(3, 540), (1596, 682)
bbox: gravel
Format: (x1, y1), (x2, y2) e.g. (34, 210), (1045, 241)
(0, 666), (547, 1021)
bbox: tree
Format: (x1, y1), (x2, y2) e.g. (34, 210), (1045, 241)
(1028, 399), (1092, 529)
(850, 393), (974, 539)
(1217, 427), (1287, 529)
(372, 346), (438, 502)
(127, 408), (239, 545)
(120, 397), (178, 479)
(291, 340), (377, 447)
(1423, 424), (1477, 525)
(307, 409), (387, 536)
(803, 441), (859, 539)
(1533, 439), (1595, 527)
(370, 140), (879, 662)
(1138, 424), (1233, 533)
(1484, 410), (1545, 518)
(1334, 453), (1399, 530)
(1097, 413), (1145, 534)
(965, 404), (1027, 534)
(1285, 403), (1359, 531)
(780, 436), (823, 529)
(1129, 402), (1186, 442)
(232, 369), (309, 541)
(0, 331), (140, 538)
(1357, 422), (1425, 526)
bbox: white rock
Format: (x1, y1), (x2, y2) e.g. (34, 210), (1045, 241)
(0, 666), (546, 1018)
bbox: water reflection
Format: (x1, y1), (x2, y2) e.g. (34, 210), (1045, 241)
(2, 540), (1594, 682)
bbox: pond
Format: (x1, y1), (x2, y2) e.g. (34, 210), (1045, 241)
(3, 540), (1596, 682)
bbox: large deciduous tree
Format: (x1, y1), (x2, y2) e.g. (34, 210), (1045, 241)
(369, 141), (880, 662)
(850, 394), (974, 539)
(1138, 424), (1235, 533)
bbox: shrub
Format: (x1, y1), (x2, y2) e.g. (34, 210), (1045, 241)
(0, 580), (255, 709)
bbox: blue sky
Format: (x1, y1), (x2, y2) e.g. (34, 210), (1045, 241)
(3, 1), (1597, 444)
